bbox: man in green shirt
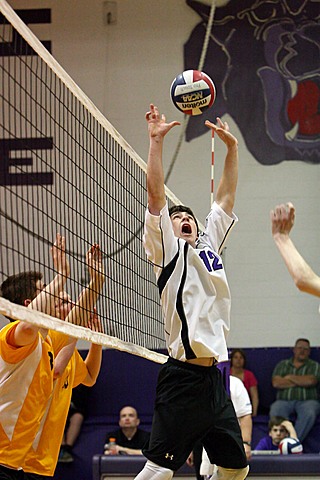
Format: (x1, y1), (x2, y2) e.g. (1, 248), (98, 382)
(270, 338), (320, 442)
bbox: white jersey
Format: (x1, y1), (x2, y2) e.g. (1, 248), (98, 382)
(229, 376), (252, 417)
(143, 202), (238, 362)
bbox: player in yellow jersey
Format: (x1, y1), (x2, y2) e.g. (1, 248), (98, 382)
(0, 235), (105, 479)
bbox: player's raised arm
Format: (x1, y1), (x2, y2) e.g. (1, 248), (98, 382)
(271, 203), (320, 297)
(54, 245), (105, 376)
(205, 118), (238, 216)
(30, 233), (70, 316)
(66, 244), (105, 327)
(13, 234), (70, 346)
(145, 104), (180, 215)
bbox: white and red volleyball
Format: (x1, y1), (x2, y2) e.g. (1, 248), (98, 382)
(279, 437), (303, 455)
(170, 70), (216, 116)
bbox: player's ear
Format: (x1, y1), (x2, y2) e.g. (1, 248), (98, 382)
(24, 299), (31, 307)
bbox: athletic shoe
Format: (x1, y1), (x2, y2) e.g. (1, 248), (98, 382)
(58, 447), (74, 463)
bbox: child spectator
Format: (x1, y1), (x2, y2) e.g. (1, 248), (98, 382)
(254, 417), (298, 451)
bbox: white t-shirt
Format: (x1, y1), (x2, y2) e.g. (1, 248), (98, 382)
(229, 376), (253, 417)
(143, 202), (238, 362)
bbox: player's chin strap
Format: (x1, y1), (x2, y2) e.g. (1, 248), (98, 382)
(209, 465), (249, 480)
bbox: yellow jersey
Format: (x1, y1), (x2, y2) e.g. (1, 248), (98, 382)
(23, 348), (87, 475)
(0, 322), (69, 470)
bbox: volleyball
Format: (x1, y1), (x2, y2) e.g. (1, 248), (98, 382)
(170, 70), (216, 115)
(279, 437), (303, 454)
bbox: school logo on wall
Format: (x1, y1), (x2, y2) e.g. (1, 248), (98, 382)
(185, 0), (320, 165)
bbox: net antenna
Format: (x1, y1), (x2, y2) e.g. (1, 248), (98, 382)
(0, 0), (202, 364)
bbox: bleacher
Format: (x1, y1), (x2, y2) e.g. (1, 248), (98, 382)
(54, 347), (320, 480)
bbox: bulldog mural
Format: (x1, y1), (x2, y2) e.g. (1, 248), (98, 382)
(185, 0), (320, 165)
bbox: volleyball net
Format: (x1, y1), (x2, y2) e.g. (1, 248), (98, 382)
(0, 0), (188, 363)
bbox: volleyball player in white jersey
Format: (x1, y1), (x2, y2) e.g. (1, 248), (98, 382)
(134, 104), (249, 480)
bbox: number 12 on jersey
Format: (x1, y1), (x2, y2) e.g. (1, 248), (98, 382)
(199, 250), (223, 272)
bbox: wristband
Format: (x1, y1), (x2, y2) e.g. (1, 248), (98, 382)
(243, 441), (251, 446)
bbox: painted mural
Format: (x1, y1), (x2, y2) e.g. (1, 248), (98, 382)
(185, 0), (320, 165)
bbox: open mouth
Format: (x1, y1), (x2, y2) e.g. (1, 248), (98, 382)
(181, 223), (192, 234)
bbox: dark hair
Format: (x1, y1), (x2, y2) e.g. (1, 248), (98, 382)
(295, 338), (310, 347)
(0, 271), (43, 306)
(168, 205), (199, 234)
(230, 348), (247, 368)
(268, 416), (287, 432)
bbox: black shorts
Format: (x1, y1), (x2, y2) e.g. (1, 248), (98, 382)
(143, 357), (248, 471)
(69, 384), (89, 418)
(65, 385), (89, 428)
(0, 465), (49, 480)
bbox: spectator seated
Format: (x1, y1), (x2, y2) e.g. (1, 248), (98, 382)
(245, 347), (320, 453)
(53, 347), (320, 480)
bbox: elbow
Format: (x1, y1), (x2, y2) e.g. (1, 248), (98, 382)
(89, 377), (97, 386)
(308, 377), (318, 387)
(21, 324), (36, 335)
(53, 367), (63, 379)
(293, 270), (316, 294)
(18, 322), (38, 339)
(295, 277), (311, 294)
(84, 376), (97, 387)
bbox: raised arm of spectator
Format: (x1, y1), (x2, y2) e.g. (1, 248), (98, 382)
(281, 420), (298, 440)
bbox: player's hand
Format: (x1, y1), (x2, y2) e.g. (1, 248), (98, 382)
(51, 233), (70, 278)
(86, 244), (105, 283)
(205, 117), (238, 149)
(270, 203), (295, 237)
(87, 307), (103, 333)
(146, 104), (180, 139)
